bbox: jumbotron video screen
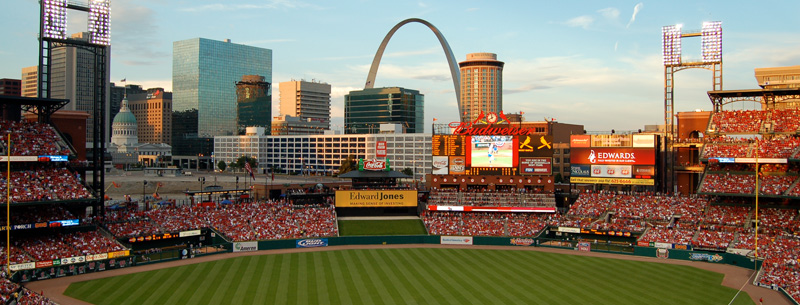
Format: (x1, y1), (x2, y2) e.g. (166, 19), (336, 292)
(431, 134), (553, 176)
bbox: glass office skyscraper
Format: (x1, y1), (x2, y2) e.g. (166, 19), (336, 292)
(173, 38), (272, 137)
(344, 87), (424, 134)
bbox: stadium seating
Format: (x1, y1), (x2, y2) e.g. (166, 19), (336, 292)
(770, 108), (800, 133)
(639, 228), (694, 245)
(0, 168), (94, 203)
(710, 110), (767, 134)
(699, 173), (756, 194)
(0, 119), (71, 156)
(758, 235), (800, 298)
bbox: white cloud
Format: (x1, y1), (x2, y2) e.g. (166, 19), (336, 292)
(566, 16), (594, 29)
(598, 8), (620, 20)
(626, 3), (644, 28)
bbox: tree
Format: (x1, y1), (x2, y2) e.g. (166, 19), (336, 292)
(217, 160), (227, 172)
(401, 168), (414, 176)
(338, 155), (358, 175)
(233, 156), (257, 171)
(554, 173), (564, 184)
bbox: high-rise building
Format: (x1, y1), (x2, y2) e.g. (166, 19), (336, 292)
(344, 87), (424, 134)
(20, 66), (38, 98)
(459, 52), (504, 122)
(279, 79), (331, 130)
(128, 88), (172, 145)
(50, 32), (111, 143)
(0, 79), (21, 96)
(172, 38), (272, 138)
(236, 75), (271, 134)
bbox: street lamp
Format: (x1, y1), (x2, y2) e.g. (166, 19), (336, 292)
(142, 180), (148, 204)
(198, 177), (205, 191)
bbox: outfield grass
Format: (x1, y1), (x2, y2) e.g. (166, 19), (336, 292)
(64, 248), (753, 305)
(338, 219), (427, 236)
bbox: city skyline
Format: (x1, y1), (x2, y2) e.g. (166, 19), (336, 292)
(2, 0), (799, 133)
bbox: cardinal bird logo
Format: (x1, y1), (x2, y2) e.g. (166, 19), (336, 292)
(520, 136), (533, 150)
(537, 136), (552, 149)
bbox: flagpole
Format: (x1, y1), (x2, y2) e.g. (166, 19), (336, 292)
(7, 133), (11, 272)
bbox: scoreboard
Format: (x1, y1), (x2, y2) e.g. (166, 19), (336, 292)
(432, 134), (553, 176)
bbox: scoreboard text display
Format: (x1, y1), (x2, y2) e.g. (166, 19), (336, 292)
(568, 134), (657, 184)
(431, 134), (553, 176)
(335, 190), (418, 207)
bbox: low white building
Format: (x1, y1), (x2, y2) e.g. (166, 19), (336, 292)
(214, 127), (431, 180)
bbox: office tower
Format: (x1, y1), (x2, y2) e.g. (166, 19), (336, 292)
(128, 88), (172, 145)
(236, 75), (271, 134)
(459, 52), (504, 122)
(0, 79), (21, 96)
(344, 87), (424, 134)
(20, 66), (38, 98)
(50, 32), (111, 143)
(279, 79), (331, 130)
(173, 38), (272, 138)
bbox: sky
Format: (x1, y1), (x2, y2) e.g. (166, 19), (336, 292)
(2, 0), (799, 133)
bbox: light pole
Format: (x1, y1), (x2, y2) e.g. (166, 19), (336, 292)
(142, 180), (148, 204)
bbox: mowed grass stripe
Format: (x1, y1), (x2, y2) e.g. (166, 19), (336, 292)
(341, 249), (379, 304)
(424, 249), (491, 304)
(405, 248), (476, 305)
(65, 248), (754, 305)
(369, 249), (420, 304)
(382, 248), (441, 304)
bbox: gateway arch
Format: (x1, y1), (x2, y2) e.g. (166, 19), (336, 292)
(365, 18), (462, 119)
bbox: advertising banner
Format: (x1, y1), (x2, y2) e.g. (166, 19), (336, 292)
(577, 242), (591, 252)
(427, 205), (556, 213)
(449, 156), (467, 175)
(107, 250), (130, 259)
(590, 165), (632, 178)
(519, 157), (552, 175)
(632, 166), (656, 178)
(654, 242), (672, 249)
(431, 156), (449, 175)
(569, 177), (655, 185)
(632, 134), (656, 148)
(10, 262), (35, 271)
(60, 256), (86, 265)
(179, 230), (201, 237)
(570, 148), (656, 165)
(233, 241), (258, 252)
(557, 227), (581, 233)
(570, 165), (591, 177)
(296, 239), (328, 248)
(510, 238), (536, 246)
(86, 253), (108, 262)
(440, 236), (473, 245)
(335, 190), (417, 207)
(376, 141), (387, 158)
(570, 135), (591, 147)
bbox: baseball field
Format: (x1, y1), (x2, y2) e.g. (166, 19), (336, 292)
(62, 247), (753, 305)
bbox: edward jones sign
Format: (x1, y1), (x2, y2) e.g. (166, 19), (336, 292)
(335, 190), (418, 207)
(570, 148), (655, 165)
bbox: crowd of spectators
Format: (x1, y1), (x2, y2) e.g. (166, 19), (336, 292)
(731, 233), (774, 255)
(699, 173), (756, 194)
(0, 231), (124, 265)
(420, 211), (555, 237)
(566, 191), (615, 218)
(639, 228), (695, 245)
(609, 193), (707, 224)
(710, 109), (767, 134)
(757, 235), (800, 299)
(701, 143), (751, 159)
(1, 205), (76, 225)
(0, 168), (94, 203)
(142, 199), (338, 242)
(760, 175), (797, 196)
(0, 276), (57, 305)
(427, 189), (556, 207)
(0, 119), (71, 156)
(702, 205), (751, 228)
(694, 229), (735, 250)
(770, 108), (800, 133)
(755, 136), (800, 158)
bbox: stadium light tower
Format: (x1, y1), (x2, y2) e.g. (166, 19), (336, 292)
(661, 21), (722, 193)
(38, 0), (112, 220)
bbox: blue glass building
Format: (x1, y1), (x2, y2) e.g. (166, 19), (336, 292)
(173, 38), (272, 137)
(344, 87), (424, 134)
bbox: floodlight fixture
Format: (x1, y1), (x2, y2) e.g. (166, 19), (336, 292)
(701, 21), (722, 63)
(88, 0), (111, 46)
(661, 25), (682, 66)
(42, 0), (67, 40)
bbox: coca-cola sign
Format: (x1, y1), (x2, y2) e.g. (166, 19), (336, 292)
(362, 159), (387, 171)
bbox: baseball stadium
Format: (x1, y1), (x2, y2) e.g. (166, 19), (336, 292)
(1, 8), (800, 305)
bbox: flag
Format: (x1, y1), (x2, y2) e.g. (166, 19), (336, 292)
(245, 162), (255, 180)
